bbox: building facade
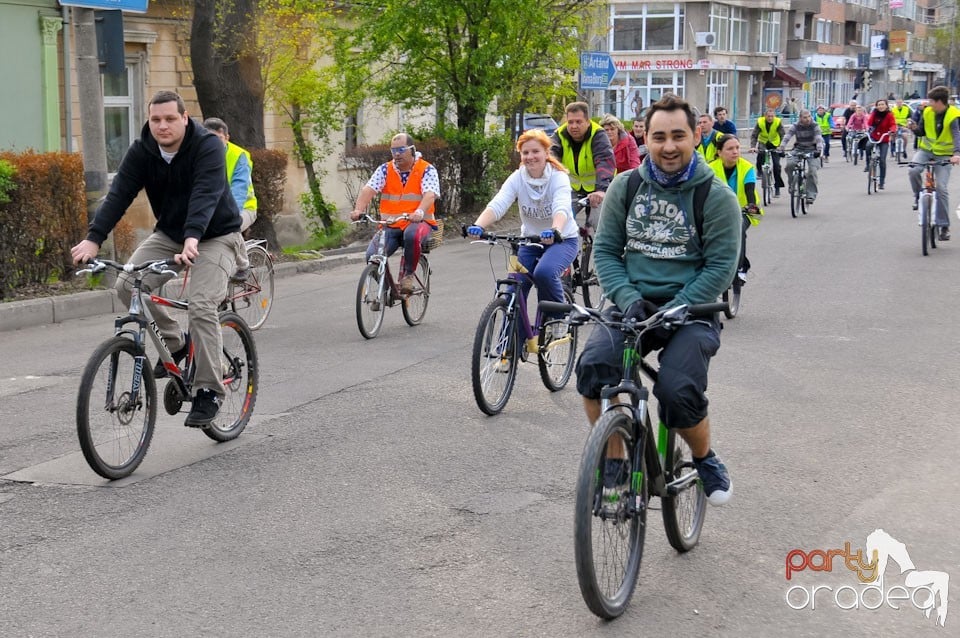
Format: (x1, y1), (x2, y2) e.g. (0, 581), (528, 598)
(590, 0), (956, 128)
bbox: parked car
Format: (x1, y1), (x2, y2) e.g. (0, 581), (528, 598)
(830, 103), (848, 138)
(906, 99), (930, 114)
(522, 113), (559, 136)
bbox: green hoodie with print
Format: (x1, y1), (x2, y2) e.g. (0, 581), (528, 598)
(593, 157), (741, 311)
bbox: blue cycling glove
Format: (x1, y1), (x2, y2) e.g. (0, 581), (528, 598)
(467, 225), (484, 237)
(540, 229), (556, 242)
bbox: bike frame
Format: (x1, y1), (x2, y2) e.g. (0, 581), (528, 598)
(596, 312), (707, 501)
(494, 251), (542, 345)
(88, 261), (194, 408)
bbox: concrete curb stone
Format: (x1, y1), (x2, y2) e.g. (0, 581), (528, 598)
(0, 251), (366, 334)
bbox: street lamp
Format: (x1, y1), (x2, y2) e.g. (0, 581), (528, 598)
(806, 57), (812, 110)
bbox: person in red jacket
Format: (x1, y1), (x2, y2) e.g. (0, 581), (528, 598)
(865, 98), (898, 189)
(600, 114), (640, 173)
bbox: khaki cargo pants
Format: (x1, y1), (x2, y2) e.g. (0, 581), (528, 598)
(115, 230), (243, 397)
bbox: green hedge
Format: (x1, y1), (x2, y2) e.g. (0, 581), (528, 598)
(0, 152), (87, 299)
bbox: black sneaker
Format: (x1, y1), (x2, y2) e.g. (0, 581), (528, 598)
(774, 188), (781, 198)
(912, 199), (919, 211)
(601, 458), (630, 513)
(939, 227), (951, 241)
(184, 389), (221, 427)
(154, 339), (189, 379)
(230, 268), (250, 284)
(693, 450), (732, 506)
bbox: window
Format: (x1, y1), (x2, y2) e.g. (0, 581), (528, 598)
(709, 3), (747, 52)
(757, 11), (781, 54)
(611, 3), (684, 52)
(102, 61), (141, 174)
(706, 71), (728, 116)
(611, 70), (686, 113)
(344, 113), (358, 152)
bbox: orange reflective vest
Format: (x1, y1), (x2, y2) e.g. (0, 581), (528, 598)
(380, 158), (437, 229)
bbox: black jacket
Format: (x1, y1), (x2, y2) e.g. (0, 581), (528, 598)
(87, 117), (241, 246)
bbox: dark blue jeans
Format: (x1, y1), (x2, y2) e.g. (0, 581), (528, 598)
(517, 238), (579, 319)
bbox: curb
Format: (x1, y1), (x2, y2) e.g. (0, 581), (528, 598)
(0, 251), (366, 334)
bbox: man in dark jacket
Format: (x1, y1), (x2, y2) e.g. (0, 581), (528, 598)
(550, 102), (615, 226)
(71, 90), (244, 428)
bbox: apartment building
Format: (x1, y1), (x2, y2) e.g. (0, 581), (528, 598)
(593, 0), (956, 127)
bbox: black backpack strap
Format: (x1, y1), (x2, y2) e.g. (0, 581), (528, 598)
(626, 168), (710, 237)
(692, 178), (712, 238)
(626, 168), (643, 207)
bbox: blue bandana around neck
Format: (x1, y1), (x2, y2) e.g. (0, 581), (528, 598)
(648, 153), (698, 187)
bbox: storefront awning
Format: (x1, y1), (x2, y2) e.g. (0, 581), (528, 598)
(769, 65), (806, 87)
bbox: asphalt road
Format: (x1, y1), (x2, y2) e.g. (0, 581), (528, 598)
(1, 153), (958, 637)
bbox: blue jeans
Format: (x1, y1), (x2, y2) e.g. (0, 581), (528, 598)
(909, 150), (952, 227)
(517, 238), (579, 319)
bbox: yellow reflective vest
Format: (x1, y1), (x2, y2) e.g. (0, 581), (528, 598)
(557, 121), (603, 192)
(225, 142), (257, 212)
(918, 106), (960, 156)
(757, 117), (782, 147)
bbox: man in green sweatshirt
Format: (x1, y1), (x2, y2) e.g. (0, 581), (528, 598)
(575, 94), (741, 506)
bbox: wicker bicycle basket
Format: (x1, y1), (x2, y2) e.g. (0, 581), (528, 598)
(425, 219), (444, 252)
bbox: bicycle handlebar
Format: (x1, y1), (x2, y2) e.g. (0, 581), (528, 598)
(538, 300), (727, 338)
(352, 213), (411, 226)
(460, 224), (559, 246)
(75, 258), (178, 277)
(907, 160), (955, 167)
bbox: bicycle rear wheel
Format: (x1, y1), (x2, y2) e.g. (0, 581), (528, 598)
(203, 312), (258, 442)
(538, 297), (578, 392)
(574, 409), (645, 619)
(401, 255), (431, 326)
(356, 264), (386, 339)
(76, 336), (157, 480)
(471, 296), (518, 415)
(661, 427), (707, 552)
(232, 245), (275, 330)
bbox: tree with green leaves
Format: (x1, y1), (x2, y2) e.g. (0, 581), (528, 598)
(336, 0), (593, 212)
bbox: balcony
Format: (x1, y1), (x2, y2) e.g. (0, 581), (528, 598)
(844, 5), (878, 26)
(889, 15), (913, 32)
(790, 0), (822, 13)
(787, 39), (821, 60)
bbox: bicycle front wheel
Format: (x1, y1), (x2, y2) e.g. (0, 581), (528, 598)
(578, 241), (600, 309)
(232, 245), (275, 330)
(761, 170), (773, 207)
(661, 427), (707, 552)
(867, 160), (875, 194)
(356, 264), (386, 339)
(471, 296), (518, 415)
(574, 409), (646, 619)
(203, 312), (258, 442)
(401, 255), (431, 326)
(790, 183), (800, 218)
(921, 195), (932, 256)
(76, 337), (157, 480)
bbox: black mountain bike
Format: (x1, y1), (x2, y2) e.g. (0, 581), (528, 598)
(786, 149), (816, 218)
(540, 299), (726, 619)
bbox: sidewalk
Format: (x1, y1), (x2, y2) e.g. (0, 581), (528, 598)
(0, 250), (365, 333)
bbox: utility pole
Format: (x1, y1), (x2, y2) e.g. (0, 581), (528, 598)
(73, 8), (108, 224)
